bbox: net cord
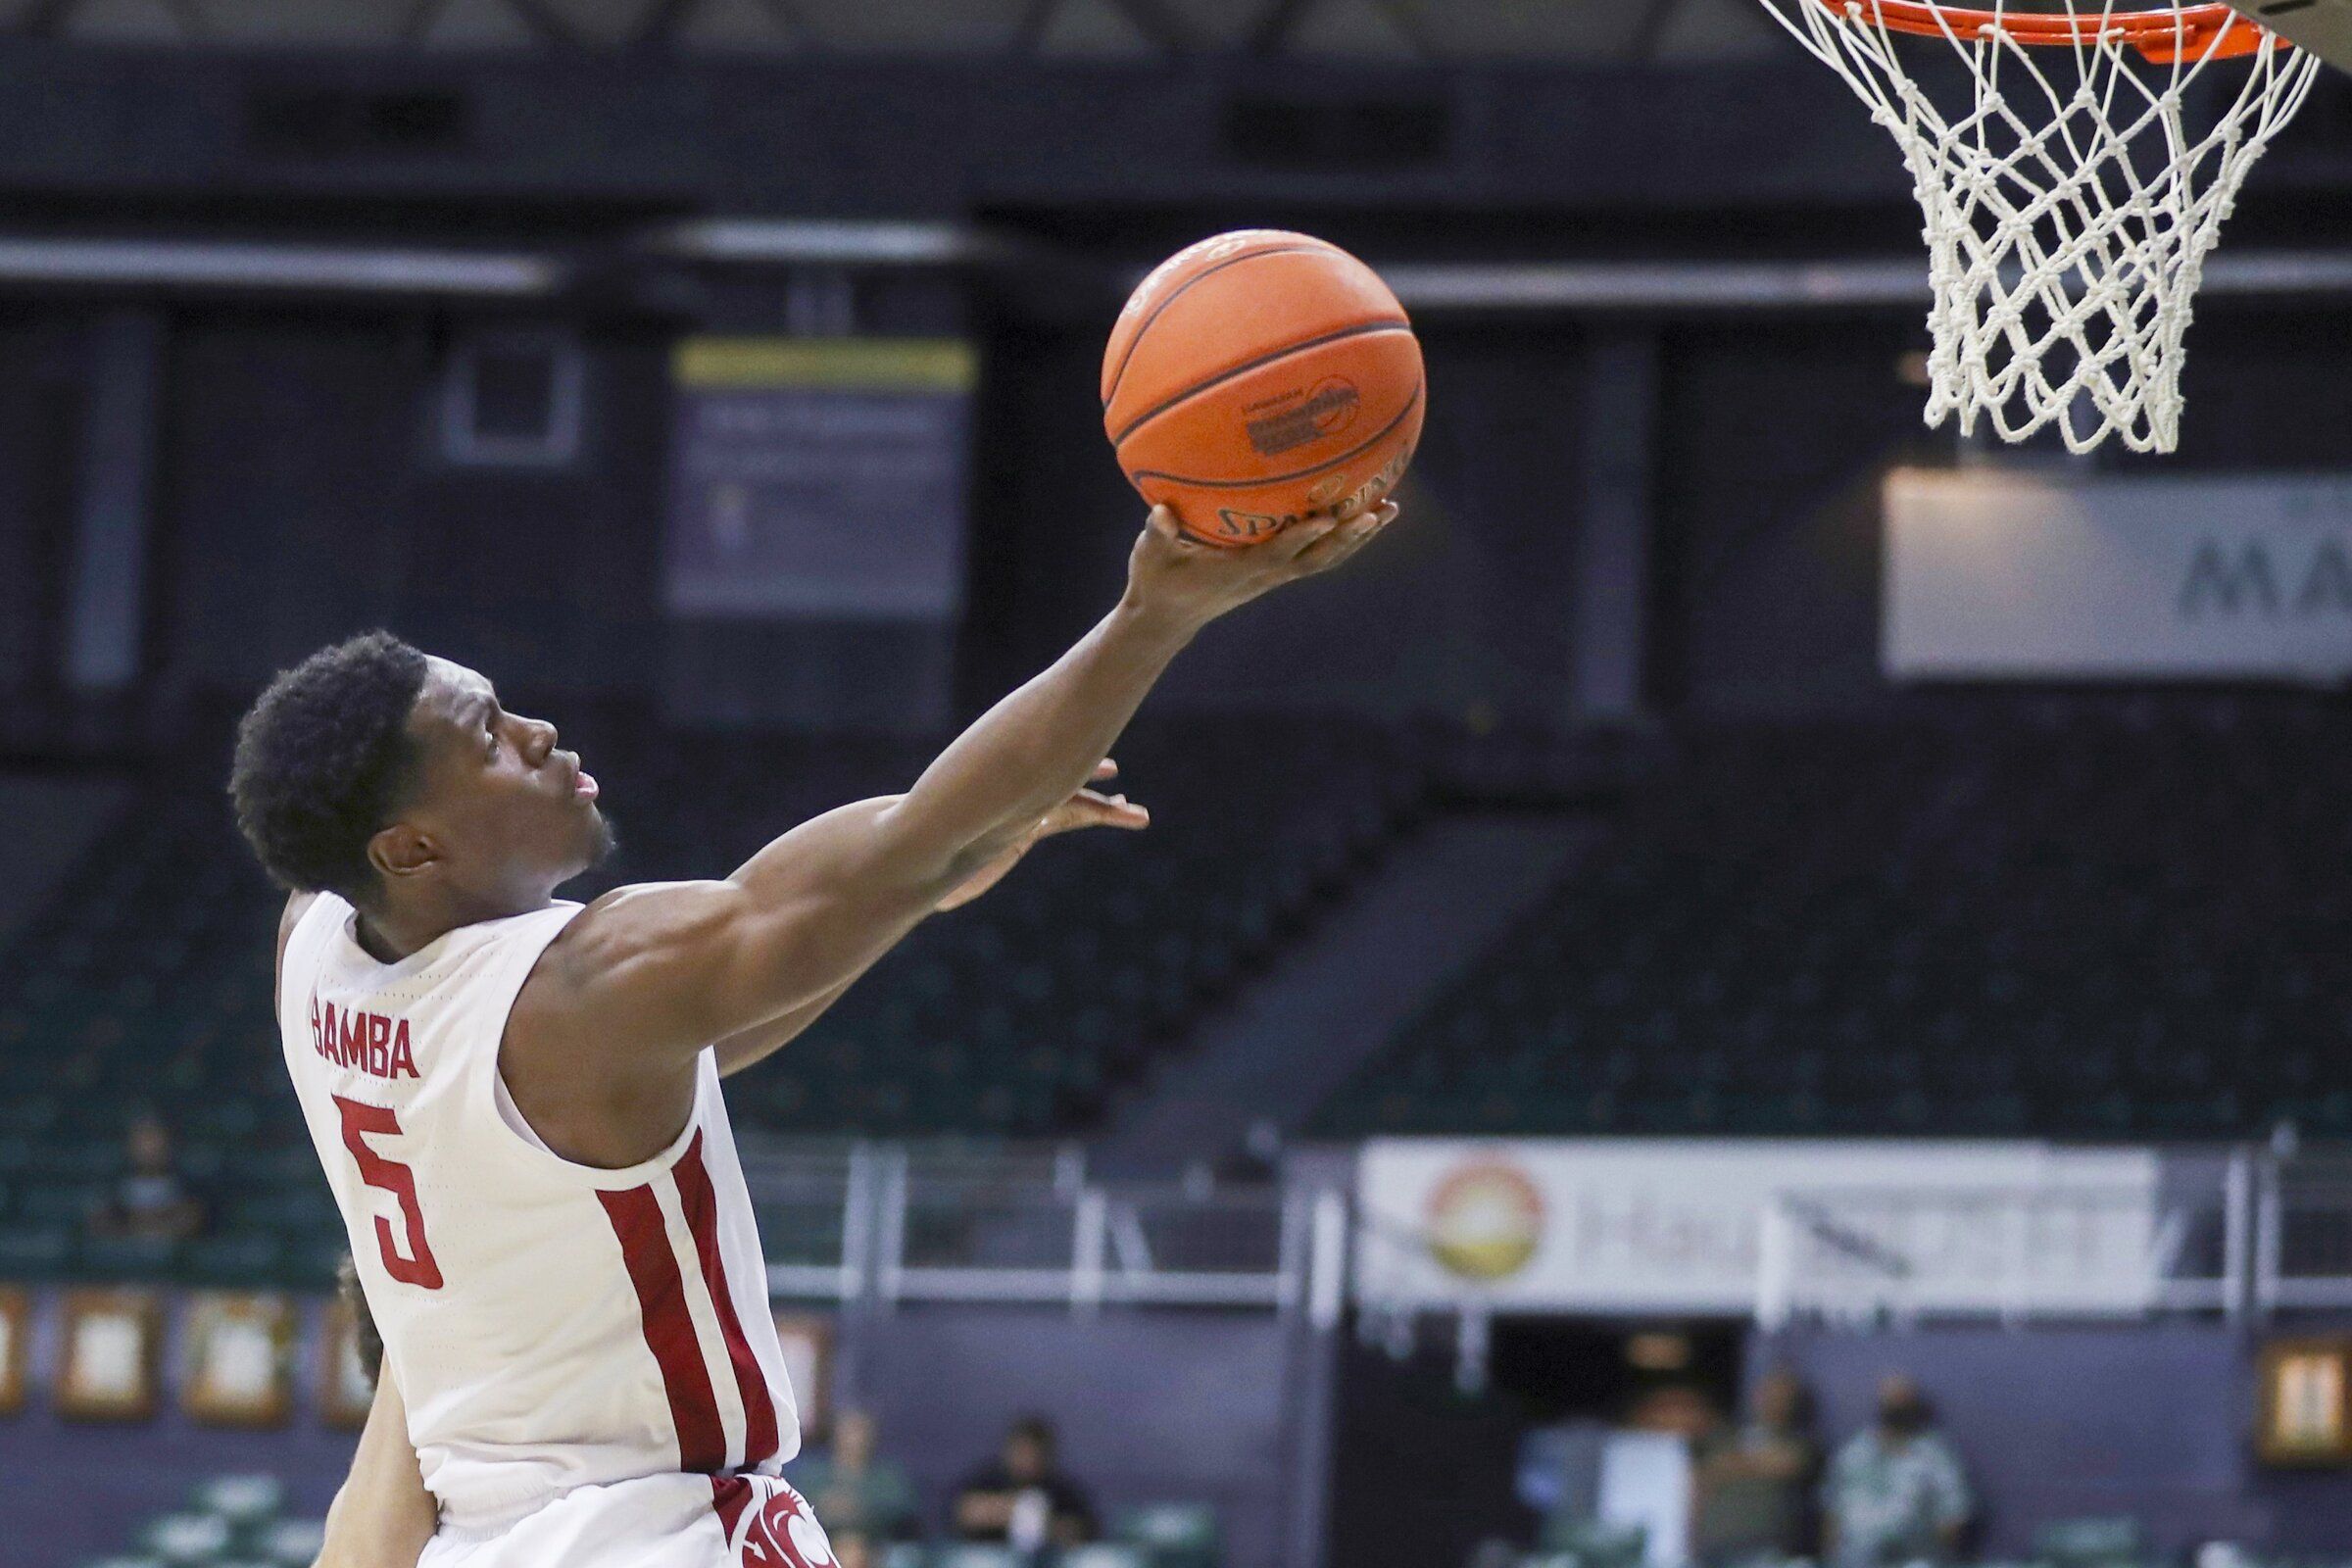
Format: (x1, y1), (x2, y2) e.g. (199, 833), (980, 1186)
(1760, 0), (2319, 452)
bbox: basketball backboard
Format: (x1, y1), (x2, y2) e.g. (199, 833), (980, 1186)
(2229, 0), (2352, 71)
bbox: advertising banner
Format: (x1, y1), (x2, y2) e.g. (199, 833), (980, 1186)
(1354, 1139), (2162, 1315)
(1884, 467), (2352, 680)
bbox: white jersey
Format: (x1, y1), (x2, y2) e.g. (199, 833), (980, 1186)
(277, 894), (808, 1564)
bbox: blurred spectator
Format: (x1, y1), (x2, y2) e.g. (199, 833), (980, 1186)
(1692, 1369), (1823, 1566)
(952, 1415), (1098, 1551)
(796, 1409), (919, 1542)
(829, 1532), (875, 1568)
(338, 1253), (384, 1388)
(1626, 1382), (1721, 1440)
(87, 1111), (205, 1243)
(1824, 1376), (1971, 1568)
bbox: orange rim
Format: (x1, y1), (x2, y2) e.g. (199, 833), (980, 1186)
(1809, 0), (2276, 61)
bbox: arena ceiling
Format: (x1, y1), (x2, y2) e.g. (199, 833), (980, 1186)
(5, 0), (1781, 62)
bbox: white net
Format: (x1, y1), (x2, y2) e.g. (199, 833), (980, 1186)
(1762, 0), (2319, 453)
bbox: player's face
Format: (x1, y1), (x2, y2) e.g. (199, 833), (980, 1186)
(393, 657), (612, 906)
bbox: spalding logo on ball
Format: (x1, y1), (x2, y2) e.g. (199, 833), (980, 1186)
(1103, 229), (1425, 549)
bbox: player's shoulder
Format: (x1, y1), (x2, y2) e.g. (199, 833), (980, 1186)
(546, 879), (738, 955)
(526, 878), (742, 997)
(510, 880), (744, 1084)
(279, 890), (320, 935)
(276, 890), (323, 964)
(273, 891), (330, 1002)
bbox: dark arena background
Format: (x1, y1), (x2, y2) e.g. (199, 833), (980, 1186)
(3, 1), (2352, 1565)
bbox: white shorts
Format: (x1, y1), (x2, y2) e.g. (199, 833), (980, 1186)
(421, 1474), (836, 1568)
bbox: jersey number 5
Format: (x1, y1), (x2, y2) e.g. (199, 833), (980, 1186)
(333, 1095), (445, 1290)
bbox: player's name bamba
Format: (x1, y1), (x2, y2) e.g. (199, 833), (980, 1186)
(306, 994), (421, 1081)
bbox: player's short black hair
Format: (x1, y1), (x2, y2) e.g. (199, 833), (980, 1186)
(229, 631), (430, 907)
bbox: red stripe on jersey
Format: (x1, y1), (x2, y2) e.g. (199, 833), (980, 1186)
(710, 1474), (755, 1551)
(598, 1181), (726, 1474)
(676, 1130), (782, 1467)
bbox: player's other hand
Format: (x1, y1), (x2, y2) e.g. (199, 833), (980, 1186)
(934, 760), (1150, 911)
(1123, 501), (1397, 633)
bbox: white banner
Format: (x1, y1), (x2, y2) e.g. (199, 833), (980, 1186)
(1353, 1139), (2161, 1315)
(1883, 467), (2352, 679)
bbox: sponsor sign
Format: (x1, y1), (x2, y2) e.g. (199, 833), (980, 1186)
(666, 338), (973, 619)
(1355, 1139), (2162, 1315)
(1884, 467), (2352, 680)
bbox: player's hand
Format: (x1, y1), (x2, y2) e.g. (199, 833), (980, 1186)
(934, 760), (1150, 911)
(1122, 501), (1397, 632)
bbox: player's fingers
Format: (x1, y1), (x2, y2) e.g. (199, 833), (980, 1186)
(1070, 790), (1151, 829)
(1145, 505), (1190, 546)
(1278, 514), (1345, 560)
(1291, 507), (1391, 570)
(1092, 759), (1119, 783)
(1299, 521), (1385, 574)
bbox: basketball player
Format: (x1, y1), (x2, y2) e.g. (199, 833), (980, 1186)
(230, 502), (1396, 1568)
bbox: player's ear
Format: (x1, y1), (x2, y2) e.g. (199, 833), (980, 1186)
(368, 821), (440, 885)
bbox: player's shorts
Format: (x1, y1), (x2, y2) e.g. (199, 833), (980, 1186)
(421, 1472), (835, 1568)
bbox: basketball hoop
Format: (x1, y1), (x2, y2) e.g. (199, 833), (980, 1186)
(1761, 0), (2321, 453)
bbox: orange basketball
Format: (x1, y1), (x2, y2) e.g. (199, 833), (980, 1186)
(1102, 229), (1424, 549)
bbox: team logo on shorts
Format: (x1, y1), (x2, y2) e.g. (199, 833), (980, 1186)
(718, 1477), (836, 1568)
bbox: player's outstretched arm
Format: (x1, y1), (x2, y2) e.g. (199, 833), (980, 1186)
(508, 504), (1392, 1157)
(316, 1366), (436, 1568)
(712, 763), (1150, 1078)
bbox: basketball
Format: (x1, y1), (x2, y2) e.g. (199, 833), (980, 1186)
(1102, 229), (1425, 548)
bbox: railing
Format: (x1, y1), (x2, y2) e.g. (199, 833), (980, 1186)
(2261, 1153), (2352, 1312)
(740, 1140), (2352, 1327)
(739, 1139), (1318, 1313)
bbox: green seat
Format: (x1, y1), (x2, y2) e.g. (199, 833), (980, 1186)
(0, 1097), (60, 1138)
(1060, 1548), (1149, 1568)
(183, 1233), (287, 1288)
(251, 1518), (325, 1567)
(79, 1232), (181, 1281)
(931, 1548), (1019, 1568)
(1537, 1516), (1646, 1568)
(191, 1474), (284, 1526)
(31, 1142), (123, 1182)
(276, 1234), (349, 1290)
(139, 1511), (232, 1563)
(1114, 1502), (1220, 1568)
(186, 1100), (263, 1142)
(0, 1222), (72, 1277)
(2035, 1517), (2143, 1568)
(223, 1146), (318, 1186)
(228, 1189), (334, 1232)
(19, 1182), (96, 1227)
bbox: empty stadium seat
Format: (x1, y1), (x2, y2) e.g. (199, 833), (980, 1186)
(1318, 695), (2352, 1143)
